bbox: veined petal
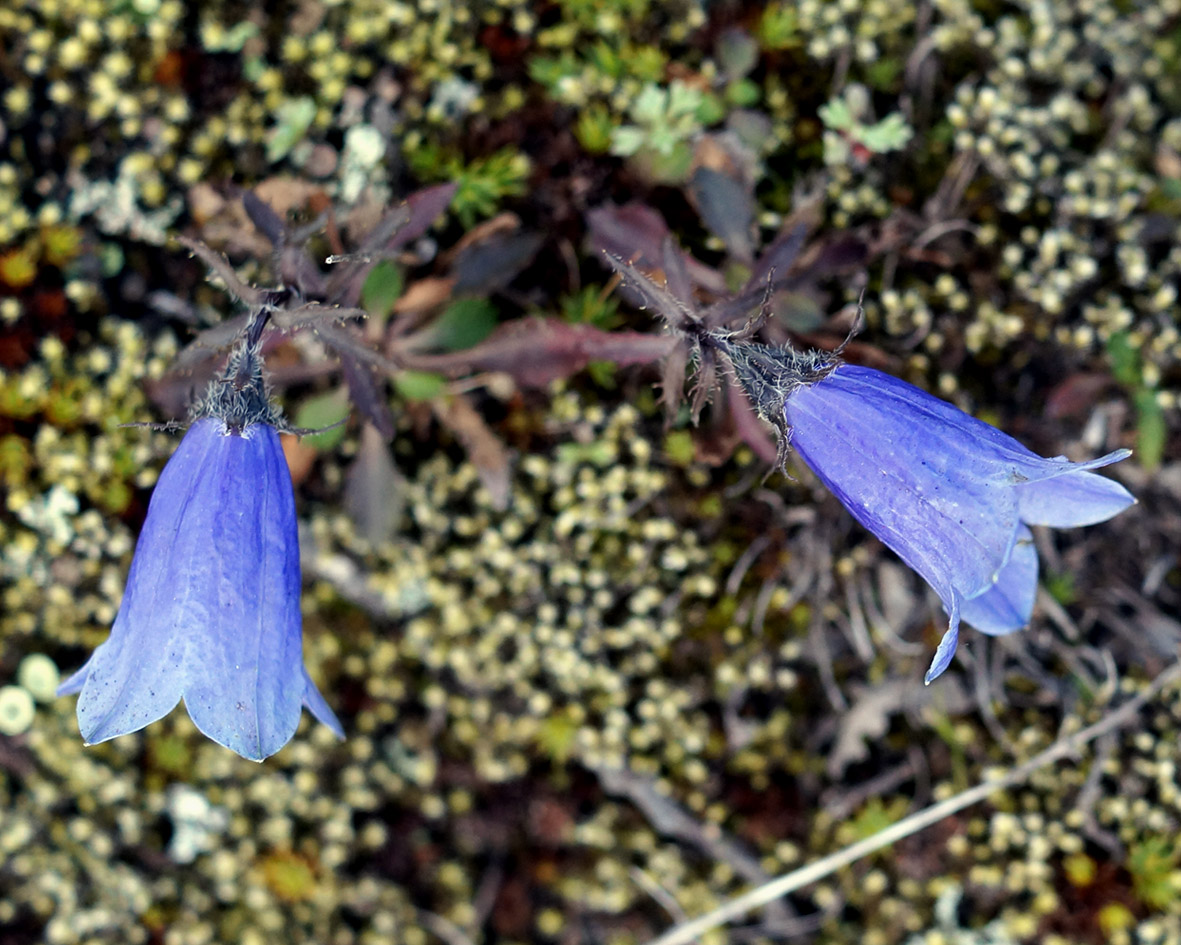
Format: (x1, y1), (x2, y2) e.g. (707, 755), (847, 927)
(785, 365), (1024, 608)
(1017, 458), (1135, 527)
(62, 419), (224, 744)
(730, 346), (1135, 684)
(961, 525), (1039, 636)
(175, 421), (307, 761)
(60, 418), (342, 761)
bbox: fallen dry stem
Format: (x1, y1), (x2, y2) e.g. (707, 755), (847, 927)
(642, 658), (1181, 945)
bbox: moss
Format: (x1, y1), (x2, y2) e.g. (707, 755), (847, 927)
(0, 1), (1178, 942)
(260, 851), (320, 904)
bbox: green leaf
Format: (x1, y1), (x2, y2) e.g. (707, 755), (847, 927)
(360, 261), (403, 323)
(1128, 837), (1181, 910)
(818, 99), (855, 132)
(725, 78), (762, 108)
(205, 21), (258, 53)
(575, 106), (615, 155)
(1044, 571), (1078, 607)
(846, 797), (908, 843)
(756, 3), (797, 50)
(667, 81), (703, 118)
(631, 141), (695, 184)
(695, 91), (727, 126)
(1134, 388), (1165, 470)
(99, 241), (125, 278)
(294, 388), (350, 450)
(560, 286), (620, 329)
(632, 85), (668, 124)
(586, 360), (617, 389)
(609, 125), (647, 157)
(664, 430), (696, 467)
(556, 439), (615, 467)
(527, 53), (579, 97)
(429, 298), (498, 351)
(393, 370), (446, 401)
(267, 97), (316, 163)
(535, 712), (579, 763)
(865, 57), (902, 91)
(1106, 331), (1141, 387)
(859, 112), (913, 153)
(449, 149), (531, 228)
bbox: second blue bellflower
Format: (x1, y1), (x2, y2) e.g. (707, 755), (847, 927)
(725, 341), (1135, 682)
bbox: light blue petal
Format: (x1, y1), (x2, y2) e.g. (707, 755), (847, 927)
(783, 364), (1134, 682)
(303, 669), (345, 738)
(1017, 460), (1135, 527)
(961, 525), (1038, 636)
(786, 365), (1024, 609)
(177, 422), (305, 761)
(925, 598), (961, 684)
(56, 663), (88, 696)
(66, 419), (222, 744)
(61, 418), (343, 761)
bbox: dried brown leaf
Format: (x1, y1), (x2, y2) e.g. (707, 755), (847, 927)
(433, 393), (512, 510)
(393, 276), (457, 317)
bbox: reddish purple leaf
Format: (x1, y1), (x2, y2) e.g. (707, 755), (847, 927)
(728, 379), (779, 465)
(345, 423), (404, 543)
(242, 190), (286, 245)
(400, 318), (676, 389)
(689, 166), (755, 263)
(586, 203), (725, 294)
(339, 348), (396, 439)
(1045, 372), (1115, 420)
(433, 393), (512, 510)
(326, 183), (458, 306)
(451, 231), (543, 295)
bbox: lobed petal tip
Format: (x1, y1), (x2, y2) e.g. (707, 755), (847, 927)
(79, 718), (129, 747)
(924, 624), (961, 684)
(56, 666), (88, 697)
(304, 670), (345, 741)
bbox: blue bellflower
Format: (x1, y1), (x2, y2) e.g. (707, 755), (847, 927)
(59, 318), (343, 761)
(724, 341), (1135, 683)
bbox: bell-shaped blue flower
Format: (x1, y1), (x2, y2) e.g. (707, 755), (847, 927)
(779, 363), (1134, 682)
(718, 338), (1134, 682)
(59, 320), (343, 761)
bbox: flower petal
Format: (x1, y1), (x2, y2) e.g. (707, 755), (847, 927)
(961, 525), (1039, 636)
(176, 422), (308, 761)
(60, 418), (342, 761)
(1017, 457), (1135, 527)
(61, 419), (222, 744)
(302, 668), (345, 739)
(785, 365), (1025, 610)
(925, 599), (961, 685)
(925, 529), (1038, 681)
(726, 346), (1135, 683)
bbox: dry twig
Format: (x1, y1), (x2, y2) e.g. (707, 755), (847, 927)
(641, 659), (1181, 945)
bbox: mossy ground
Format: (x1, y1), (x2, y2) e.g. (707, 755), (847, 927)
(1, 1), (1180, 944)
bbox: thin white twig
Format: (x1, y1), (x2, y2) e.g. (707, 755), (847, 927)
(641, 660), (1181, 945)
(631, 867), (688, 923)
